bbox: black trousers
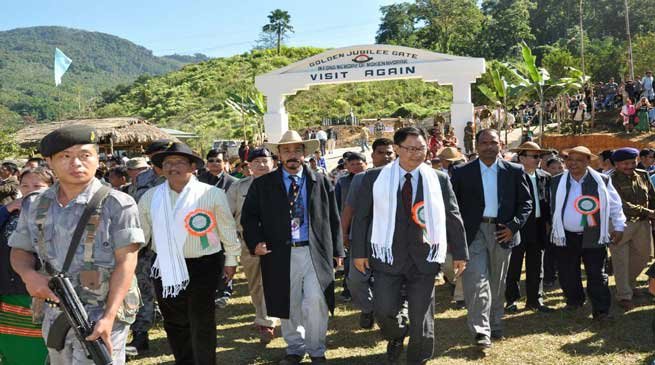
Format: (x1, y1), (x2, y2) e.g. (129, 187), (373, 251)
(543, 242), (558, 283)
(374, 265), (436, 365)
(154, 251), (224, 365)
(505, 219), (546, 307)
(555, 232), (611, 317)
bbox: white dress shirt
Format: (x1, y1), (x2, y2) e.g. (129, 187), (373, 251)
(528, 172), (541, 218)
(563, 172), (626, 233)
(480, 160), (499, 218)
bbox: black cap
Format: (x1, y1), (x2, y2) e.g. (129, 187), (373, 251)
(247, 148), (272, 162)
(345, 152), (366, 162)
(145, 139), (174, 155)
(150, 142), (204, 169)
(39, 125), (98, 157)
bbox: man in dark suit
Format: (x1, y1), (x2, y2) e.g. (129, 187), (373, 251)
(451, 128), (532, 348)
(198, 149), (238, 307)
(198, 149), (238, 190)
(505, 142), (554, 313)
(241, 130), (344, 365)
(351, 127), (468, 365)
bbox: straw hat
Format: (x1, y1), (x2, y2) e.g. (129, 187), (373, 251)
(264, 130), (320, 154)
(563, 146), (598, 160)
(437, 147), (464, 162)
(509, 141), (547, 154)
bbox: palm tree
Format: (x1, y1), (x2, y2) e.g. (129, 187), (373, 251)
(262, 9), (294, 55)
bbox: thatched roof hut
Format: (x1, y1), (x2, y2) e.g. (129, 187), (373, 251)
(14, 117), (180, 155)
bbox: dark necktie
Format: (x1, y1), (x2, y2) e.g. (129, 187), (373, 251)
(401, 172), (413, 216)
(288, 175), (304, 224)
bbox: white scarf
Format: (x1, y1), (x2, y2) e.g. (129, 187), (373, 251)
(151, 176), (212, 297)
(551, 167), (611, 247)
(371, 160), (448, 264)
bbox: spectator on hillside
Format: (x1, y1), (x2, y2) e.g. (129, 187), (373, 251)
(316, 127), (328, 156)
(621, 98), (637, 133)
(635, 97), (651, 133)
(326, 127), (338, 155)
(359, 125), (371, 152)
(641, 71), (654, 101)
(603, 78), (619, 110)
(572, 98), (586, 134)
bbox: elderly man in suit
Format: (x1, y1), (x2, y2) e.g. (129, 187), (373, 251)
(351, 127), (468, 365)
(451, 128), (532, 348)
(241, 130), (344, 365)
(505, 142), (554, 313)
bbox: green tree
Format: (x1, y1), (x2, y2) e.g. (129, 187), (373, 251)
(413, 0), (485, 56)
(376, 3), (419, 46)
(542, 46), (578, 80)
(481, 0), (536, 60)
(262, 9), (294, 55)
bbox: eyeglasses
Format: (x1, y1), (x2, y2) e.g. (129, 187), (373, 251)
(399, 145), (427, 154)
(207, 158), (223, 163)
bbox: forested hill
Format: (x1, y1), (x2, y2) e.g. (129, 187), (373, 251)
(0, 26), (207, 123)
(92, 46), (452, 149)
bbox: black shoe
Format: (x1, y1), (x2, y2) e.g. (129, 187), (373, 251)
(593, 312), (614, 322)
(125, 331), (149, 356)
(386, 339), (404, 363)
(564, 304), (583, 312)
(279, 354), (303, 365)
(543, 280), (556, 289)
(475, 333), (491, 348)
(453, 300), (466, 309)
(527, 304), (555, 313)
(340, 290), (352, 302)
(490, 331), (504, 341)
(505, 303), (518, 313)
(359, 311), (374, 329)
(310, 356), (327, 364)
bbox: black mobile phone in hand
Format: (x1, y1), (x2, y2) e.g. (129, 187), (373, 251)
(495, 223), (506, 243)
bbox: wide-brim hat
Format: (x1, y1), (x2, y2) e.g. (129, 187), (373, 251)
(509, 141), (547, 154)
(264, 130), (320, 155)
(437, 147), (464, 162)
(563, 146), (598, 160)
(150, 142), (205, 169)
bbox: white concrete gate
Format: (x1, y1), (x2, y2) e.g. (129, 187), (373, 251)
(255, 44), (485, 148)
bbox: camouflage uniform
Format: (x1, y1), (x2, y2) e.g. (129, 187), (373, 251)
(8, 178), (145, 365)
(609, 168), (655, 301)
(128, 168), (165, 335)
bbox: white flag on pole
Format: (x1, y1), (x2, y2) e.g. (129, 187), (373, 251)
(54, 48), (72, 86)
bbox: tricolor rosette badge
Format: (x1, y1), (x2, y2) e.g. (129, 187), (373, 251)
(574, 195), (600, 227)
(184, 209), (217, 249)
(411, 201), (427, 228)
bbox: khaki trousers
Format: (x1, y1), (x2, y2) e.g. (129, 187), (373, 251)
(610, 220), (653, 300)
(240, 241), (279, 327)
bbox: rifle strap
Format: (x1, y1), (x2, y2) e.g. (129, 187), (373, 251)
(61, 185), (112, 274)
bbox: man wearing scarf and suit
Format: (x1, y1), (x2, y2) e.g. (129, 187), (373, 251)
(351, 127), (468, 365)
(550, 146), (626, 321)
(138, 142), (240, 365)
(241, 130), (344, 365)
(450, 129), (532, 348)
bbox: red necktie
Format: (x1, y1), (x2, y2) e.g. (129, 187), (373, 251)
(402, 173), (413, 216)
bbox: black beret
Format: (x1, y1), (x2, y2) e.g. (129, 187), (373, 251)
(39, 125), (98, 157)
(247, 148), (272, 162)
(346, 152), (366, 162)
(145, 139), (174, 155)
(612, 147), (639, 162)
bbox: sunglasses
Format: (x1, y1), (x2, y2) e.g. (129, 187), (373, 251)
(207, 158), (223, 163)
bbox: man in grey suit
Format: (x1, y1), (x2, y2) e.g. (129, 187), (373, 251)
(451, 129), (532, 349)
(351, 127), (468, 365)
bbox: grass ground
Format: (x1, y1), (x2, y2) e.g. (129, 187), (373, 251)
(128, 270), (655, 365)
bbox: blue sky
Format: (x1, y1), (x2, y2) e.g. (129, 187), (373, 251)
(1, 0), (404, 57)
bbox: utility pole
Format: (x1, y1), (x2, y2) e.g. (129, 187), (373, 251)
(624, 0), (635, 80)
(579, 0), (595, 128)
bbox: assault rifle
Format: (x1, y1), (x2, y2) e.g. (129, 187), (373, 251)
(46, 273), (113, 365)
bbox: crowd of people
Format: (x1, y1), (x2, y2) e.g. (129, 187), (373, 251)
(2, 122), (655, 365)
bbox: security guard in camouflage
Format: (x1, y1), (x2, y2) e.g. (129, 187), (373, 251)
(125, 140), (169, 356)
(9, 125), (145, 365)
(609, 147), (655, 310)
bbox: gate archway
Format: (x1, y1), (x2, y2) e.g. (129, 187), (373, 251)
(255, 44), (485, 147)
